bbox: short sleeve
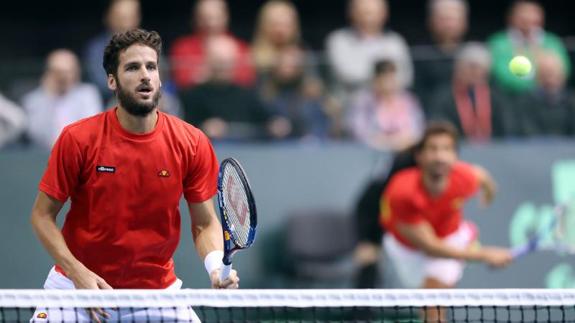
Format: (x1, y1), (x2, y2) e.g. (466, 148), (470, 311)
(183, 131), (219, 203)
(383, 178), (424, 225)
(38, 129), (83, 202)
(451, 162), (479, 198)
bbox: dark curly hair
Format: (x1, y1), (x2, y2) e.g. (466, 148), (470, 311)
(103, 28), (162, 77)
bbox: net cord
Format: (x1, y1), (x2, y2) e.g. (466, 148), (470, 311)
(0, 289), (574, 308)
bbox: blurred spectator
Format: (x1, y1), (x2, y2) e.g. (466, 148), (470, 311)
(258, 45), (333, 140)
(170, 0), (254, 89)
(487, 0), (570, 94)
(348, 60), (424, 151)
(0, 93), (27, 149)
(252, 1), (308, 76)
(414, 0), (468, 110)
(428, 43), (511, 141)
(326, 0), (413, 92)
(517, 52), (575, 136)
(181, 36), (288, 140)
(84, 0), (141, 98)
(22, 50), (102, 148)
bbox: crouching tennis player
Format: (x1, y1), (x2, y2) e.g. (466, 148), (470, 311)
(381, 121), (512, 321)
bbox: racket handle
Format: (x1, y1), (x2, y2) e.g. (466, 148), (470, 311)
(220, 264), (232, 281)
(511, 239), (538, 259)
(511, 244), (529, 258)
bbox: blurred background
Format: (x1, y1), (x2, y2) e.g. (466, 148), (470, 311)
(1, 0), (575, 289)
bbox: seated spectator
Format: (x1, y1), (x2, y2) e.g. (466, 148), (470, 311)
(517, 52), (575, 136)
(0, 93), (27, 149)
(22, 49), (102, 148)
(348, 60), (424, 151)
(326, 0), (413, 92)
(170, 0), (254, 89)
(414, 0), (468, 109)
(428, 43), (511, 141)
(84, 0), (141, 98)
(487, 0), (570, 94)
(252, 1), (309, 76)
(181, 36), (288, 140)
(258, 45), (333, 140)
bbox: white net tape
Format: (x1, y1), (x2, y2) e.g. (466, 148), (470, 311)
(0, 289), (574, 308)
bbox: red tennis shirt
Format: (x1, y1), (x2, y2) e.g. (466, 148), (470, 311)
(39, 108), (219, 289)
(380, 162), (479, 249)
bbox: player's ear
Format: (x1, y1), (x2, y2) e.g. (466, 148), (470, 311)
(107, 74), (117, 91)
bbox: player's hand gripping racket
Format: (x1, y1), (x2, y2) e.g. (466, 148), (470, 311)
(511, 199), (575, 259)
(217, 158), (257, 281)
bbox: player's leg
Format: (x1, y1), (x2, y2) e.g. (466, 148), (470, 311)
(383, 234), (426, 288)
(422, 276), (452, 322)
(30, 267), (91, 322)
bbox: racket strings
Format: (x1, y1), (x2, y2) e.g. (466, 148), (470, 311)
(222, 165), (252, 247)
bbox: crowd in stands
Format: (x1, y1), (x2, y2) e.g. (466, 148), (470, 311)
(1, 0), (574, 151)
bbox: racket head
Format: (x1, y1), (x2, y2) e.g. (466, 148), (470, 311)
(217, 158), (257, 264)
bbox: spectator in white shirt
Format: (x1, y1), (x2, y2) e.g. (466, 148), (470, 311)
(326, 0), (413, 92)
(22, 49), (102, 148)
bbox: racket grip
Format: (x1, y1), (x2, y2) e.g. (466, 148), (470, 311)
(511, 245), (529, 258)
(220, 264), (232, 281)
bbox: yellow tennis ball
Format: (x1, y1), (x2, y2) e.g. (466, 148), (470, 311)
(509, 56), (532, 77)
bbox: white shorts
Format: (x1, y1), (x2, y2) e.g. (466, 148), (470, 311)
(31, 267), (201, 322)
(384, 221), (477, 288)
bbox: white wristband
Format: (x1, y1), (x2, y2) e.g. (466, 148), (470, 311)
(204, 250), (224, 275)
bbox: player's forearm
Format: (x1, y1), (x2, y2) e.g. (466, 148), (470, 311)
(30, 211), (83, 274)
(420, 241), (483, 261)
(192, 213), (224, 260)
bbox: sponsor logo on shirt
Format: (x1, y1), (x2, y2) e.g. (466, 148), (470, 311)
(158, 170), (170, 178)
(96, 165), (116, 173)
(36, 312), (48, 319)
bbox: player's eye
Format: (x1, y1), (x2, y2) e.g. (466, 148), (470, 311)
(146, 63), (157, 71)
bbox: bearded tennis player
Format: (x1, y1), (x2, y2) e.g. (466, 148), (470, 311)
(29, 29), (238, 323)
(381, 121), (512, 321)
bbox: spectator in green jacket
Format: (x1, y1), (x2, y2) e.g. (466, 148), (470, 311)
(487, 0), (570, 94)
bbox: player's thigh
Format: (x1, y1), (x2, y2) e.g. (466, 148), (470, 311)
(120, 306), (201, 322)
(424, 256), (465, 287)
(383, 234), (426, 288)
(30, 307), (91, 322)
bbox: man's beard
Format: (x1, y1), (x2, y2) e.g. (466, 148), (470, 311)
(116, 81), (161, 117)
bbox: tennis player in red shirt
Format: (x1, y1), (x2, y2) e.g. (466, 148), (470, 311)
(381, 122), (512, 320)
(29, 29), (236, 322)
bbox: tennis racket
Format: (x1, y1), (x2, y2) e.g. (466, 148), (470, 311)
(511, 199), (575, 258)
(217, 158), (257, 281)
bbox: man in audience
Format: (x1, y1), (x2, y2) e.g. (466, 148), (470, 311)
(415, 0), (469, 109)
(22, 50), (102, 148)
(0, 93), (27, 149)
(517, 52), (575, 136)
(181, 35), (288, 140)
(170, 0), (254, 89)
(326, 0), (413, 92)
(428, 43), (512, 141)
(488, 0), (570, 94)
(84, 0), (141, 98)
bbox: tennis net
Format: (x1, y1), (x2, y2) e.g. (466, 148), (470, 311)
(1, 289), (574, 322)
